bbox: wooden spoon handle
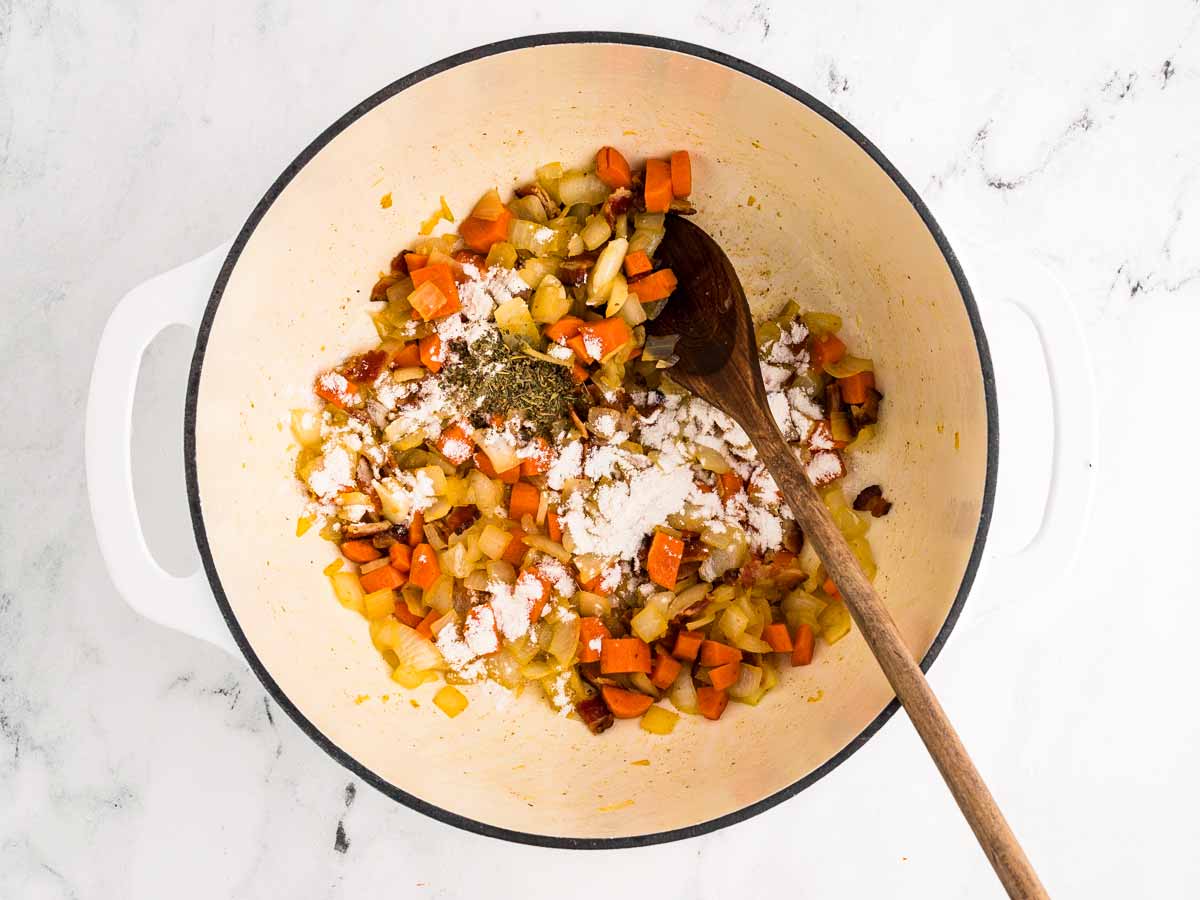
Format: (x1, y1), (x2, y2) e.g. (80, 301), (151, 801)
(753, 426), (1048, 900)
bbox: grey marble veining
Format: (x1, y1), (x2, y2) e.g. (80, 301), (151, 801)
(2, 1), (1199, 897)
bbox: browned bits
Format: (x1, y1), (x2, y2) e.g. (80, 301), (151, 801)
(558, 255), (596, 287)
(343, 349), (388, 383)
(601, 187), (633, 226)
(853, 484), (893, 518)
(575, 695), (615, 735)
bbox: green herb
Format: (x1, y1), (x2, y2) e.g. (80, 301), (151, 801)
(442, 331), (584, 435)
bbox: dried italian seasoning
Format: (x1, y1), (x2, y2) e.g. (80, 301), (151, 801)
(441, 330), (584, 435)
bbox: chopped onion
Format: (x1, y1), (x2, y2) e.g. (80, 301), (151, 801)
(290, 409), (322, 447)
(631, 604), (668, 643)
(694, 444), (730, 474)
(470, 188), (507, 221)
(391, 622), (446, 671)
(580, 214), (612, 251)
(548, 617), (581, 667)
(728, 663), (764, 700)
(618, 293), (647, 326)
(605, 272), (628, 317)
(782, 589), (826, 634)
(802, 311), (843, 337)
(478, 431), (520, 472)
(718, 605), (750, 642)
(823, 355), (874, 379)
(523, 533), (571, 564)
(668, 669), (699, 714)
(424, 524), (447, 550)
(557, 171), (609, 206)
(588, 237), (628, 299)
(666, 583), (710, 618)
(511, 194), (548, 224)
(423, 575), (454, 614)
(733, 633), (772, 654)
(575, 590), (610, 617)
(628, 672), (659, 697)
(486, 560), (517, 584)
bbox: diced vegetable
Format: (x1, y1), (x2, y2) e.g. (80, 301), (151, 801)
(330, 571), (366, 615)
(602, 684), (654, 719)
(558, 171), (609, 206)
(410, 544), (441, 590)
(577, 617), (611, 663)
(644, 159), (673, 213)
(762, 622), (794, 653)
(508, 482), (540, 520)
(791, 623), (815, 666)
(494, 297), (543, 348)
(647, 530), (684, 589)
(360, 565), (405, 594)
(576, 316), (632, 361)
(341, 540), (381, 563)
(696, 686), (729, 720)
(433, 685), (468, 718)
(530, 275), (570, 324)
(669, 150), (692, 198)
(673, 629), (703, 661)
(810, 333), (847, 368)
(699, 640), (741, 667)
(623, 250), (652, 279)
(418, 333), (444, 373)
(596, 147), (632, 189)
(600, 637), (652, 674)
(640, 705), (680, 734)
(709, 661), (741, 691)
(650, 652), (683, 690)
(588, 237), (628, 299)
(409, 264), (461, 319)
(629, 268), (677, 303)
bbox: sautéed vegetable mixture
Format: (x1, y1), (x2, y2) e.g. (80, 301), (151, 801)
(292, 145), (890, 733)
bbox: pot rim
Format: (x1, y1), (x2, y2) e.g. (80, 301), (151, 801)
(184, 31), (998, 850)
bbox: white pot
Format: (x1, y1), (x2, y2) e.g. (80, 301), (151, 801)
(86, 34), (1096, 847)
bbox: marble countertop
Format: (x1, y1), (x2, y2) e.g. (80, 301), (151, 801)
(3, 1), (1199, 897)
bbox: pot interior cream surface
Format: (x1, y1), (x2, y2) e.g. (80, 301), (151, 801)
(194, 43), (987, 839)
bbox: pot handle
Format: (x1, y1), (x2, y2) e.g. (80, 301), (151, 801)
(86, 242), (240, 657)
(966, 248), (1099, 619)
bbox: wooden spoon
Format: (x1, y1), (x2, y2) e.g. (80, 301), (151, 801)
(650, 216), (1047, 900)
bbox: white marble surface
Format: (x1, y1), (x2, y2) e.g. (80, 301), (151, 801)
(3, 1), (1200, 897)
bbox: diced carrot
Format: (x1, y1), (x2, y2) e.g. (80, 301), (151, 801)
(696, 686), (728, 720)
(600, 637), (652, 674)
(394, 601), (424, 628)
(578, 316), (633, 361)
(838, 371), (875, 405)
(792, 623), (815, 666)
(669, 150), (692, 198)
(519, 436), (552, 476)
(547, 511), (563, 543)
(390, 342), (421, 368)
(566, 334), (591, 362)
(508, 481), (540, 520)
(388, 543), (412, 573)
(601, 684), (654, 719)
(596, 146), (633, 189)
(415, 608), (440, 640)
(544, 315), (584, 343)
(810, 333), (846, 368)
(716, 471), (743, 502)
(341, 540), (381, 563)
(407, 511), (424, 547)
(459, 208), (513, 253)
(623, 250), (653, 279)
(314, 372), (358, 409)
(409, 543), (441, 590)
(650, 652), (683, 690)
(500, 526), (527, 567)
(708, 661), (741, 691)
(410, 263), (461, 319)
(699, 640), (742, 667)
(407, 281), (449, 322)
(763, 622), (795, 653)
(673, 629), (704, 662)
(360, 564), (405, 594)
(418, 333), (444, 373)
(404, 252), (428, 272)
(823, 577), (840, 598)
(435, 423), (475, 465)
(517, 568), (552, 623)
(570, 362), (589, 384)
(644, 158), (673, 213)
(577, 617), (611, 663)
(646, 530), (684, 589)
(628, 269), (678, 303)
